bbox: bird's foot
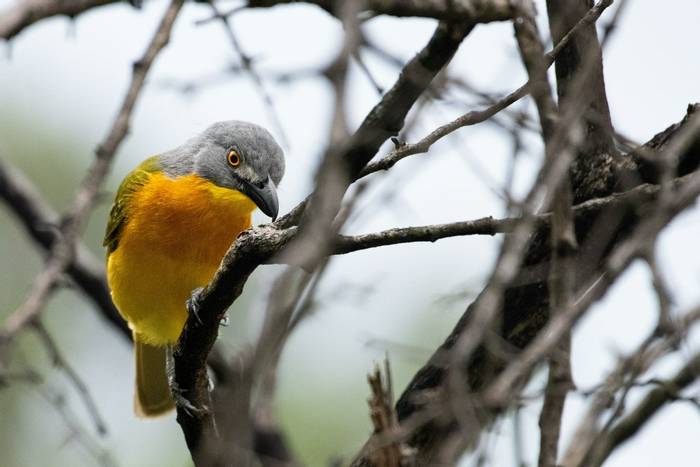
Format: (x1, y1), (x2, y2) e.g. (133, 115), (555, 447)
(165, 345), (208, 417)
(171, 381), (208, 417)
(186, 287), (205, 326)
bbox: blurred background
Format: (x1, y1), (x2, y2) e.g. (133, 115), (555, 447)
(1, 1), (700, 466)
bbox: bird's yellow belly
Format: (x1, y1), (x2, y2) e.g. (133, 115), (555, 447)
(107, 174), (254, 346)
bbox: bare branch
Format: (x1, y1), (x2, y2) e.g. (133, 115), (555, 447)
(560, 304), (700, 467)
(245, 0), (513, 22)
(483, 169), (700, 409)
(0, 156), (129, 340)
(31, 378), (119, 467)
(244, 175), (686, 262)
(32, 320), (108, 435)
(359, 0), (616, 179)
(207, 1), (289, 147)
(364, 102), (700, 466)
(546, 0), (617, 201)
(0, 0), (119, 40)
(589, 351), (700, 466)
(173, 19), (474, 461)
(430, 45), (586, 457)
(511, 3), (575, 466)
(358, 84), (529, 178)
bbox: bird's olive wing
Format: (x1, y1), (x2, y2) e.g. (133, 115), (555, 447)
(103, 156), (161, 253)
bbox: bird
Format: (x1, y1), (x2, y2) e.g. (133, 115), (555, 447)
(104, 121), (285, 416)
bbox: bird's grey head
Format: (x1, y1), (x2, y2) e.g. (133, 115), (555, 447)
(161, 121), (285, 220)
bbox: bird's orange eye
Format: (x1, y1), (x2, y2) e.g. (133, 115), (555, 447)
(227, 149), (241, 167)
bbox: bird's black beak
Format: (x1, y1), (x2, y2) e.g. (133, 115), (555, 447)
(240, 175), (279, 221)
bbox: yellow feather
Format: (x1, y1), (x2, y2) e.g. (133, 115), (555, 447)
(107, 172), (255, 345)
(107, 172), (255, 417)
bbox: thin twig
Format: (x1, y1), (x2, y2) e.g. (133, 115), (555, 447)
(32, 320), (108, 435)
(207, 1), (289, 147)
(358, 0), (615, 180)
(484, 169), (700, 410)
(511, 3), (575, 466)
(33, 377), (119, 467)
(560, 304), (700, 467)
(589, 350), (700, 466)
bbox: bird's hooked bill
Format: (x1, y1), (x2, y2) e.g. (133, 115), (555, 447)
(240, 174), (279, 221)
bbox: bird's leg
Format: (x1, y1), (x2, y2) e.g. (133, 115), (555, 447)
(165, 345), (206, 416)
(187, 287), (228, 326)
(186, 287), (205, 326)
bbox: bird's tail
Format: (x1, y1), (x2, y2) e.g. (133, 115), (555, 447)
(134, 334), (175, 417)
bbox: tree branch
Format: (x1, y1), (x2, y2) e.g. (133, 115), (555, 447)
(32, 320), (108, 435)
(481, 169), (700, 408)
(0, 0), (119, 40)
(0, 156), (129, 340)
(349, 104), (700, 466)
(245, 0), (512, 22)
(227, 175), (679, 263)
(511, 3), (575, 466)
(589, 350), (700, 466)
(546, 0), (617, 202)
(358, 0), (615, 179)
(559, 301), (700, 467)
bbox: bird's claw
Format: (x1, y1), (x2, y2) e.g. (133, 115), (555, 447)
(186, 287), (205, 326)
(171, 381), (208, 417)
(165, 345), (208, 417)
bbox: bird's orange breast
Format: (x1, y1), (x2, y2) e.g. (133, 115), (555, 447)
(107, 172), (256, 345)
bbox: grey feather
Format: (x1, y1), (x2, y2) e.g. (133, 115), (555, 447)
(157, 121), (285, 191)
